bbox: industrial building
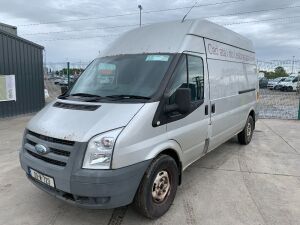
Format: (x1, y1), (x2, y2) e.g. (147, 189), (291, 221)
(0, 22), (44, 118)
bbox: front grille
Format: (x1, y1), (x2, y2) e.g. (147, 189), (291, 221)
(28, 130), (75, 146)
(27, 150), (67, 167)
(51, 148), (70, 157)
(25, 130), (73, 167)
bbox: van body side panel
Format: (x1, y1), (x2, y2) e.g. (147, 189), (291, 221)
(204, 39), (257, 150)
(112, 102), (183, 169)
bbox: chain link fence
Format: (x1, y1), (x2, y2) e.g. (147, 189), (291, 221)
(257, 59), (300, 120)
(258, 89), (299, 120)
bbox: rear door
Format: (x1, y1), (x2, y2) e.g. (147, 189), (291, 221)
(166, 53), (210, 168)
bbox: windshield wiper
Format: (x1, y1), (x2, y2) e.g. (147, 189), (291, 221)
(105, 94), (151, 100)
(70, 93), (102, 98)
(58, 94), (69, 99)
(67, 93), (105, 102)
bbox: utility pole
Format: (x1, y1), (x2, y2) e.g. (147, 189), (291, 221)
(138, 5), (143, 27)
(292, 56), (295, 74)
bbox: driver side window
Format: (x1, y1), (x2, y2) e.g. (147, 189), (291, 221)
(167, 54), (204, 105)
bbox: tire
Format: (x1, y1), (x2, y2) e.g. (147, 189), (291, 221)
(287, 86), (293, 92)
(133, 154), (179, 219)
(238, 115), (254, 145)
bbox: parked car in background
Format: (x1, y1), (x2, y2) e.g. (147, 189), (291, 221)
(259, 77), (268, 88)
(280, 75), (300, 92)
(59, 78), (68, 86)
(54, 78), (62, 85)
(267, 77), (287, 90)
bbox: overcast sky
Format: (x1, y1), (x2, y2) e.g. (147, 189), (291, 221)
(0, 0), (299, 70)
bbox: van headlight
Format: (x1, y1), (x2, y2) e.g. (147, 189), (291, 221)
(82, 128), (123, 169)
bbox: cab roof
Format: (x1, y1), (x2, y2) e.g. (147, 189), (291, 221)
(100, 19), (254, 57)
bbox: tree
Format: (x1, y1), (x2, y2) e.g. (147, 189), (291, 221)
(261, 66), (288, 79)
(274, 66), (288, 77)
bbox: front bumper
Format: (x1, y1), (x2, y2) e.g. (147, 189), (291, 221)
(19, 131), (151, 209)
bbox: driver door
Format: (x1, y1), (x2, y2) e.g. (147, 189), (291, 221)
(165, 53), (210, 168)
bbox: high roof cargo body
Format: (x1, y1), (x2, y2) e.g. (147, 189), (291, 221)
(101, 19), (254, 57)
(20, 18), (258, 218)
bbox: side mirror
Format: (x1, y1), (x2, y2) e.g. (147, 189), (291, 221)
(165, 88), (191, 114)
(61, 86), (68, 95)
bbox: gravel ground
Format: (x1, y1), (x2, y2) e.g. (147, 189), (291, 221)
(258, 89), (299, 119)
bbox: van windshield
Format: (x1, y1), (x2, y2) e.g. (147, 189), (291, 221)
(69, 54), (174, 100)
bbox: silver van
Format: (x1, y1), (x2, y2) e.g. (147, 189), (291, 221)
(19, 19), (258, 218)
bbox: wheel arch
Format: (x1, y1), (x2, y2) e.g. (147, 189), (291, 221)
(157, 148), (183, 185)
(246, 108), (256, 129)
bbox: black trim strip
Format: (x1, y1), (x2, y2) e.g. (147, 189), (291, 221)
(187, 34), (255, 53)
(238, 88), (256, 94)
(206, 57), (256, 66)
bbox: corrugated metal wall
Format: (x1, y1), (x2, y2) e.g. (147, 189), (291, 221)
(0, 22), (17, 36)
(0, 30), (45, 118)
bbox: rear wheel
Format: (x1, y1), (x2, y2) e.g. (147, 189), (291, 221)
(287, 86), (293, 92)
(238, 115), (254, 145)
(133, 154), (179, 219)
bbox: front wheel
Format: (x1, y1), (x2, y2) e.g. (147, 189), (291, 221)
(238, 115), (254, 145)
(133, 155), (179, 219)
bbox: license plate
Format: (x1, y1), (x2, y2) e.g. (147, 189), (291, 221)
(29, 168), (55, 188)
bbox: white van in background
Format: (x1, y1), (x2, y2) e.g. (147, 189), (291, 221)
(19, 19), (258, 218)
(267, 77), (287, 90)
(280, 75), (300, 91)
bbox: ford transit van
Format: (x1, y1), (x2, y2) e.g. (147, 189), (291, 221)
(19, 19), (258, 218)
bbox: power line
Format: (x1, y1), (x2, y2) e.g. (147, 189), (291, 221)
(207, 5), (300, 19)
(22, 24), (139, 35)
(34, 16), (300, 42)
(224, 15), (300, 26)
(40, 34), (120, 42)
(143, 0), (246, 14)
(20, 4), (300, 36)
(17, 0), (246, 27)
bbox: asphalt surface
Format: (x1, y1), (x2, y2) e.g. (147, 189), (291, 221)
(0, 116), (299, 225)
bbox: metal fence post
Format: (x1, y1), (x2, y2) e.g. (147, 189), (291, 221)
(298, 74), (300, 120)
(67, 62), (70, 88)
(298, 96), (300, 120)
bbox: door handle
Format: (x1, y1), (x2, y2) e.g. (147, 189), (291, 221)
(205, 105), (208, 115)
(211, 104), (216, 113)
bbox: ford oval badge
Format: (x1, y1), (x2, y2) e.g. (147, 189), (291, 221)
(35, 144), (48, 154)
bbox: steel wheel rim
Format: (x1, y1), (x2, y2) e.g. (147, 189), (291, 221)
(152, 170), (170, 203)
(246, 122), (252, 137)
